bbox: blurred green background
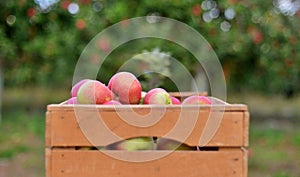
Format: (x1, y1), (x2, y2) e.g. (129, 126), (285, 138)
(0, 0), (300, 176)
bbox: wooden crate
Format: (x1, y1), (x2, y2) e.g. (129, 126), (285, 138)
(46, 95), (249, 177)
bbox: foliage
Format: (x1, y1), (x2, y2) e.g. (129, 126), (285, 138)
(0, 0), (300, 95)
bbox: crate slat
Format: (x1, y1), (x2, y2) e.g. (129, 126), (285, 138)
(47, 104), (248, 112)
(243, 111), (250, 147)
(45, 148), (52, 177)
(46, 107), (247, 147)
(49, 149), (246, 177)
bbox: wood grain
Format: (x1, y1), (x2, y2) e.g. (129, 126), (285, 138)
(49, 148), (246, 177)
(46, 108), (247, 147)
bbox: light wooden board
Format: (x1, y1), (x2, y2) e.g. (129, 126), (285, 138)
(47, 104), (248, 112)
(46, 107), (248, 147)
(47, 148), (247, 177)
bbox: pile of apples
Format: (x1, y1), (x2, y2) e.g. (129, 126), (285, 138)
(68, 71), (212, 151)
(67, 71), (212, 106)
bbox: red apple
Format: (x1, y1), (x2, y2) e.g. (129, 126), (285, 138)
(143, 88), (172, 105)
(77, 80), (113, 104)
(103, 100), (122, 105)
(156, 138), (196, 150)
(108, 72), (142, 104)
(70, 79), (90, 97)
(182, 95), (212, 105)
(66, 97), (78, 104)
(108, 137), (154, 151)
(170, 96), (181, 104)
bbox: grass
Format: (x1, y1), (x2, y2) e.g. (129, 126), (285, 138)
(0, 87), (300, 176)
(249, 120), (300, 177)
(0, 86), (68, 176)
(292, 132), (300, 148)
(0, 108), (45, 176)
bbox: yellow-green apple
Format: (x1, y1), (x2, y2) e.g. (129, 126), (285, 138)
(170, 96), (181, 104)
(156, 138), (196, 150)
(139, 91), (147, 104)
(108, 72), (142, 104)
(66, 97), (78, 104)
(70, 79), (90, 97)
(103, 100), (122, 105)
(108, 137), (154, 151)
(182, 95), (212, 105)
(77, 80), (113, 104)
(143, 88), (172, 105)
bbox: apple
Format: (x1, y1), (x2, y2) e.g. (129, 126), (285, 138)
(108, 72), (142, 104)
(70, 79), (90, 97)
(97, 146), (108, 150)
(108, 137), (154, 151)
(143, 88), (172, 105)
(156, 138), (196, 150)
(139, 91), (147, 104)
(182, 95), (212, 105)
(77, 80), (113, 104)
(66, 97), (78, 104)
(103, 100), (122, 105)
(170, 96), (181, 104)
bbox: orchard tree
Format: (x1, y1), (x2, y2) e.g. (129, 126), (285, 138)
(0, 0), (299, 96)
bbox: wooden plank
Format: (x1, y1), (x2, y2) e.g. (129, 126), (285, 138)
(47, 104), (248, 112)
(47, 108), (246, 147)
(45, 148), (51, 177)
(168, 91), (207, 100)
(50, 149), (245, 177)
(243, 112), (250, 147)
(45, 111), (51, 147)
(169, 91), (207, 96)
(242, 147), (248, 177)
